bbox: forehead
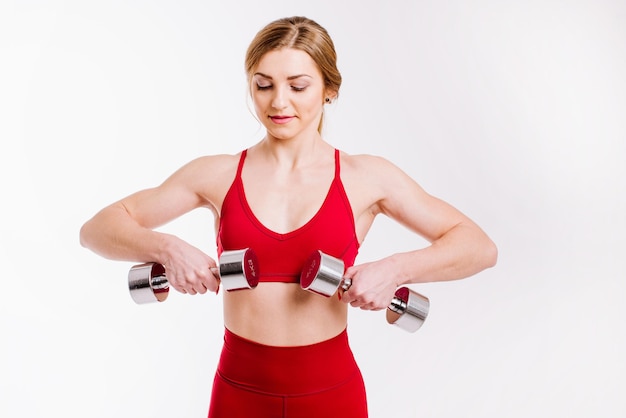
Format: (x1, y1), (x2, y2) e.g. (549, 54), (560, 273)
(254, 48), (322, 79)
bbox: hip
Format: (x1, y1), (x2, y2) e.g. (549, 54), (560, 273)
(216, 327), (362, 395)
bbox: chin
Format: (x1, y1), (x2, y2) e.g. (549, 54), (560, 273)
(266, 128), (297, 141)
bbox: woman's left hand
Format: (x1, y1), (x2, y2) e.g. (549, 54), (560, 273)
(340, 258), (401, 310)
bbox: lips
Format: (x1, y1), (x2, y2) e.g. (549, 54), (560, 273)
(270, 115), (295, 124)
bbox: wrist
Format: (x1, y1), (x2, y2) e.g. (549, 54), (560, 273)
(152, 232), (177, 265)
(386, 253), (410, 286)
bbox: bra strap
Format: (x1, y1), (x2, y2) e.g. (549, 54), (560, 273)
(236, 149), (247, 178)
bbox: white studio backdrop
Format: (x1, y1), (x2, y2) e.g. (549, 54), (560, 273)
(1, 0), (625, 417)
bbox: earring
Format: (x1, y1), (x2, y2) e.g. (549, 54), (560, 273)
(325, 97), (331, 103)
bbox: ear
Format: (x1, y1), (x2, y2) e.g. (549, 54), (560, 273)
(324, 89), (338, 104)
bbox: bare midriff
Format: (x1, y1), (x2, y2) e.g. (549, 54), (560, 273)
(223, 282), (348, 346)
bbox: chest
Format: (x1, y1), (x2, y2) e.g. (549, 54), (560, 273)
(218, 164), (359, 279)
(242, 169), (335, 234)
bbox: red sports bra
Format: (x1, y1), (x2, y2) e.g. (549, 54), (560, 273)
(217, 149), (360, 283)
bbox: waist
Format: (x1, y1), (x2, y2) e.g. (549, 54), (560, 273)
(217, 327), (359, 395)
(223, 283), (348, 345)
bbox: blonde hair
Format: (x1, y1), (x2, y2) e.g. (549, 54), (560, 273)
(245, 16), (342, 133)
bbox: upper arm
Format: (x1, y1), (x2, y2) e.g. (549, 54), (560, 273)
(369, 157), (473, 243)
(115, 155), (234, 229)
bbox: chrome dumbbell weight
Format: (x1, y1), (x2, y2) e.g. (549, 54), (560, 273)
(300, 250), (430, 333)
(128, 248), (259, 304)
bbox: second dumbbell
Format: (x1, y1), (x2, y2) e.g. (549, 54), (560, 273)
(300, 250), (430, 333)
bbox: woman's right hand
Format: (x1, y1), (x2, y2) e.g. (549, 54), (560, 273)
(159, 234), (220, 295)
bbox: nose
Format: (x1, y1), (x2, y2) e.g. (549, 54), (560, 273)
(271, 86), (288, 110)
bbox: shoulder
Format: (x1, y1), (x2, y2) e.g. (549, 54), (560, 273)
(179, 152), (241, 171)
(161, 152), (243, 206)
(338, 151), (420, 214)
(168, 153), (241, 184)
(340, 150), (386, 169)
(339, 151), (411, 186)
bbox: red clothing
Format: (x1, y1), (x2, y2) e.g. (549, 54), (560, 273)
(207, 328), (368, 418)
(217, 149), (360, 283)
(211, 150), (368, 416)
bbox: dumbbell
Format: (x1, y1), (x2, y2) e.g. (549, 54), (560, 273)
(300, 250), (430, 333)
(128, 248), (259, 304)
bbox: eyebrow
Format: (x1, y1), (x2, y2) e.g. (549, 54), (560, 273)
(253, 72), (312, 81)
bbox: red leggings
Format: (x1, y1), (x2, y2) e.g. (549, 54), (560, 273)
(207, 328), (368, 418)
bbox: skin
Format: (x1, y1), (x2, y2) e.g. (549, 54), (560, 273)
(80, 48), (497, 346)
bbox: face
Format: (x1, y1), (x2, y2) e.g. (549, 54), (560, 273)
(251, 48), (330, 141)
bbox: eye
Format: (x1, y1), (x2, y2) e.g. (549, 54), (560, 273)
(291, 85), (307, 92)
(256, 84), (272, 91)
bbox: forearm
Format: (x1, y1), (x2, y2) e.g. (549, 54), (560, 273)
(79, 204), (170, 263)
(392, 222), (498, 285)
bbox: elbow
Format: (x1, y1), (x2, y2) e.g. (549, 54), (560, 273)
(483, 238), (498, 269)
(79, 220), (94, 250)
(79, 223), (89, 249)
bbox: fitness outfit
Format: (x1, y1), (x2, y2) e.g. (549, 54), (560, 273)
(217, 148), (359, 282)
(208, 149), (367, 418)
(208, 328), (368, 417)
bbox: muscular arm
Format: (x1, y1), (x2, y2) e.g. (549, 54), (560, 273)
(378, 161), (498, 284)
(79, 155), (236, 294)
(342, 155), (497, 309)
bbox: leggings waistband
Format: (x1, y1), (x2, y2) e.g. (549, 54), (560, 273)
(217, 328), (359, 395)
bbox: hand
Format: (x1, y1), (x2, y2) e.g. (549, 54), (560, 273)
(340, 258), (400, 310)
(160, 235), (220, 295)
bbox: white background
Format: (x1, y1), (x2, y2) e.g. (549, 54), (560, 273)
(1, 1), (625, 417)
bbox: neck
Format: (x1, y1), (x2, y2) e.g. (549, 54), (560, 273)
(256, 133), (332, 169)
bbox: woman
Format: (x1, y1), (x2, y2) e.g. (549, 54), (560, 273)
(80, 16), (497, 417)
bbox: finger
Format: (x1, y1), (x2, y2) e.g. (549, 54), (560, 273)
(360, 302), (385, 311)
(339, 289), (352, 303)
(172, 281), (189, 294)
(210, 266), (221, 283)
(185, 267), (218, 295)
(195, 283), (208, 295)
(205, 267), (220, 293)
(344, 292), (362, 306)
(350, 300), (363, 308)
(186, 278), (202, 295)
